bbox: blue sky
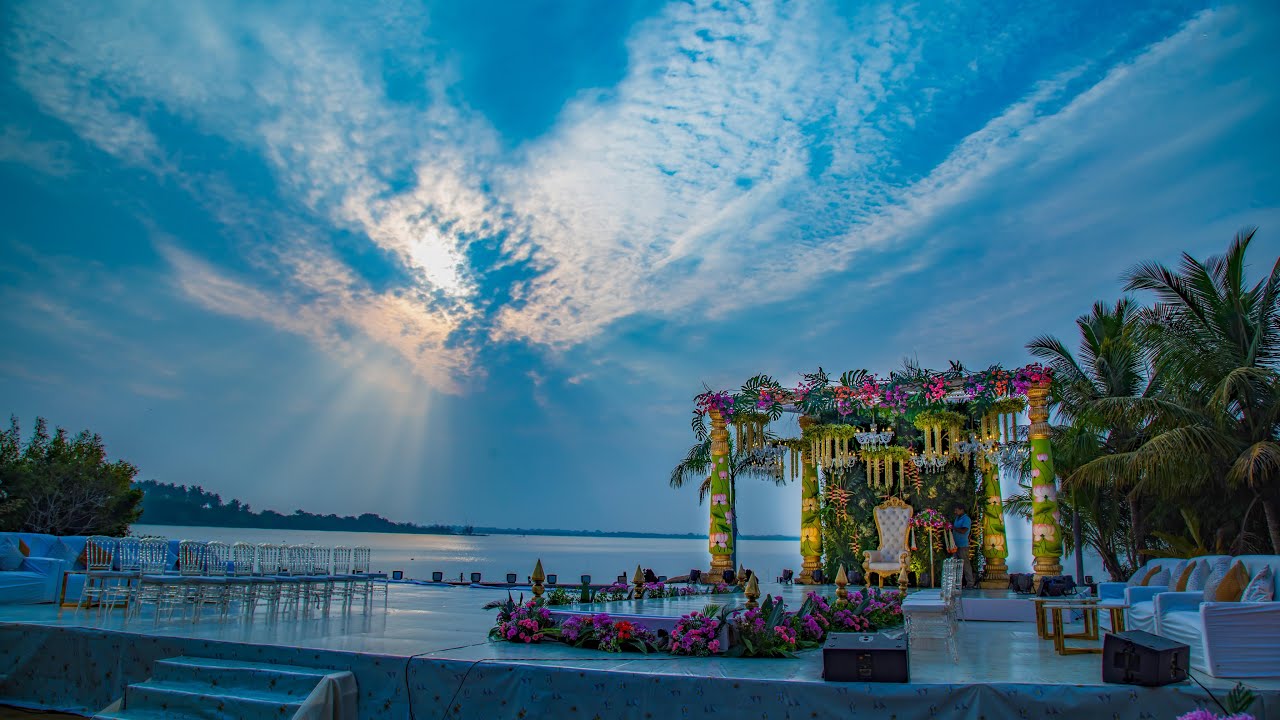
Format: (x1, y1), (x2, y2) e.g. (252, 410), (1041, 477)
(1, 0), (1277, 536)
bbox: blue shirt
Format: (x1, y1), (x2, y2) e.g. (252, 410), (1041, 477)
(952, 514), (972, 548)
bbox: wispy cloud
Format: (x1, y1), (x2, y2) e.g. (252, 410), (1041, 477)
(0, 125), (75, 176)
(2, 0), (1259, 396)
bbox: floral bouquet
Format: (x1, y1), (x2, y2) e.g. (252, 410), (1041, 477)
(670, 608), (724, 656)
(806, 592), (869, 633)
(595, 582), (632, 602)
(1175, 684), (1256, 720)
(862, 587), (905, 629)
(489, 595), (558, 644)
(560, 613), (663, 653)
(641, 581), (666, 597)
(909, 508), (952, 531)
(727, 595), (798, 658)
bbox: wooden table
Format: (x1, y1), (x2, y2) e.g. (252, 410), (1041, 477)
(1049, 603), (1103, 655)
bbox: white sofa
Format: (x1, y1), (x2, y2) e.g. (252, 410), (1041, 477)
(1097, 557), (1216, 633)
(1152, 555), (1280, 678)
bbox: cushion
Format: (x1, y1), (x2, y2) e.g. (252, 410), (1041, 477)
(1174, 561), (1197, 591)
(1185, 559), (1211, 591)
(1125, 565), (1148, 587)
(1139, 565), (1164, 586)
(1214, 561), (1249, 602)
(1241, 565), (1274, 602)
(1201, 557), (1232, 600)
(0, 538), (25, 571)
(1146, 567), (1171, 587)
(46, 539), (79, 566)
(17, 539), (30, 557)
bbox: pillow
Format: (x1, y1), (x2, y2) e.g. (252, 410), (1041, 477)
(1214, 561), (1251, 602)
(1241, 566), (1274, 603)
(1146, 567), (1171, 587)
(1201, 558), (1232, 600)
(46, 539), (80, 566)
(0, 538), (25, 571)
(1174, 561), (1198, 591)
(1139, 565), (1163, 586)
(1126, 565), (1149, 586)
(17, 539), (30, 556)
(1185, 560), (1211, 591)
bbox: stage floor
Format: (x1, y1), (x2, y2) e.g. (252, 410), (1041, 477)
(1, 584), (1276, 719)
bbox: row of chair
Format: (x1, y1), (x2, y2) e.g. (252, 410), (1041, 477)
(76, 536), (387, 624)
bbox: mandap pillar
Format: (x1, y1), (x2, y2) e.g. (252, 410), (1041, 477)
(797, 416), (823, 584)
(1026, 381), (1063, 590)
(707, 407), (735, 578)
(977, 458), (1009, 588)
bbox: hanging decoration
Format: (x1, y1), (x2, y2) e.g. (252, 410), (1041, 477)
(859, 446), (912, 493)
(732, 412), (771, 454)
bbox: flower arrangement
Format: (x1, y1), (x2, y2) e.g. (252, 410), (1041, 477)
(910, 508), (953, 531)
(489, 596), (558, 644)
(695, 390), (737, 420)
(560, 613), (663, 653)
(730, 605), (797, 658)
(670, 608), (725, 656)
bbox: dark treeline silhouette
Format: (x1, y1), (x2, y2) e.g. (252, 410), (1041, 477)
(135, 480), (458, 534)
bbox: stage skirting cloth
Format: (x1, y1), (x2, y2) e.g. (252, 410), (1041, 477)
(0, 621), (1270, 719)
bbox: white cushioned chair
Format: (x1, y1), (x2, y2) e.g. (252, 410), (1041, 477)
(1097, 556), (1218, 633)
(1152, 555), (1280, 678)
(863, 496), (913, 592)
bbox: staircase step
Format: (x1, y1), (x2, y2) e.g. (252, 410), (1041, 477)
(151, 656), (331, 699)
(123, 679), (303, 720)
(93, 709), (179, 720)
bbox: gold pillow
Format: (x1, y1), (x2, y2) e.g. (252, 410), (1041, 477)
(17, 539), (30, 557)
(1214, 561), (1250, 602)
(1174, 561), (1197, 591)
(1140, 565), (1163, 586)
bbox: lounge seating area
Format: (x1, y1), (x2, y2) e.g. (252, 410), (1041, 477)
(1098, 554), (1278, 677)
(0, 531), (388, 623)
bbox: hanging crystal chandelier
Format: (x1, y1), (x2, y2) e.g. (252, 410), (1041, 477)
(910, 452), (947, 473)
(854, 425), (894, 450)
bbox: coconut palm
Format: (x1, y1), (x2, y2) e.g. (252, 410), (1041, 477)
(1076, 229), (1280, 553)
(669, 436), (788, 571)
(1025, 298), (1154, 574)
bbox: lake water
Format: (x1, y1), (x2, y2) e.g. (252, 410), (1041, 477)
(132, 524), (804, 583)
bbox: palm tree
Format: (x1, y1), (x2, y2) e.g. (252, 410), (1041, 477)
(1076, 229), (1280, 553)
(669, 436), (788, 571)
(1026, 299), (1154, 575)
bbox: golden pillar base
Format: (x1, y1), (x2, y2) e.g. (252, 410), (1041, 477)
(979, 557), (1009, 589)
(1032, 556), (1063, 592)
(709, 554), (734, 580)
(795, 555), (822, 584)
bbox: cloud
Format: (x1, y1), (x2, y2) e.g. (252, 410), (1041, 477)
(0, 125), (75, 176)
(3, 0), (1264, 397)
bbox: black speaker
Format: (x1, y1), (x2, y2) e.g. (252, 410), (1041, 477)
(1102, 631), (1189, 686)
(822, 633), (909, 682)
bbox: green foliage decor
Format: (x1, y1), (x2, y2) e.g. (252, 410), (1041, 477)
(0, 416), (142, 536)
(912, 409), (968, 431)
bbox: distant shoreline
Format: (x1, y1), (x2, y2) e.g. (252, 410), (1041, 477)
(133, 520), (799, 541)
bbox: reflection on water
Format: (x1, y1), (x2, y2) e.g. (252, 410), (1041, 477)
(133, 524), (802, 582)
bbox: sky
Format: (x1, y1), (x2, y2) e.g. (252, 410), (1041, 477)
(1, 0), (1278, 537)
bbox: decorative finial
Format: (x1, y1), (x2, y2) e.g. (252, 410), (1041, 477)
(835, 564), (849, 601)
(633, 564), (646, 599)
(744, 574), (760, 609)
(531, 559), (546, 598)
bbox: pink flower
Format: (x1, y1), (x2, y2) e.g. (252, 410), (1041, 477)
(708, 640), (721, 653)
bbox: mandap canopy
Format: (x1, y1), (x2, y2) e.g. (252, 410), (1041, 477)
(688, 363), (1063, 588)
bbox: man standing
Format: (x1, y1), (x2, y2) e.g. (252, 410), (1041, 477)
(949, 502), (975, 588)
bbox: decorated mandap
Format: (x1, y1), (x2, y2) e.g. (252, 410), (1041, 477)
(688, 363), (1063, 591)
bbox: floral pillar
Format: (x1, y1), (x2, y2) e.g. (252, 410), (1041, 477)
(707, 407), (734, 577)
(977, 459), (1009, 589)
(1026, 381), (1063, 589)
(797, 416), (823, 584)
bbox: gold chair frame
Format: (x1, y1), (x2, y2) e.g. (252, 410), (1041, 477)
(862, 496), (913, 592)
